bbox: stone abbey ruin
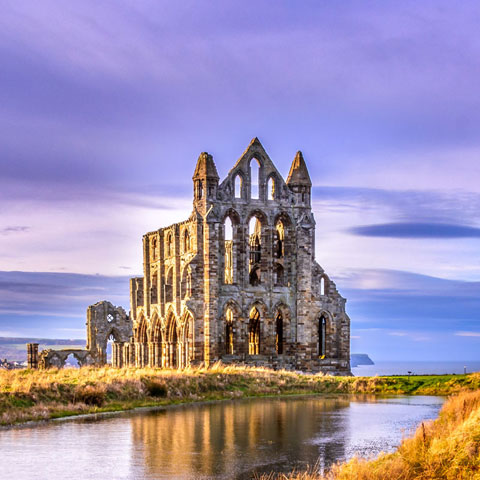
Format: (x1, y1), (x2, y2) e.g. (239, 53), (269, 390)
(28, 138), (351, 374)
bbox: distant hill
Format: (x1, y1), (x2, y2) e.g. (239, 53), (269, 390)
(0, 337), (86, 362)
(351, 353), (374, 367)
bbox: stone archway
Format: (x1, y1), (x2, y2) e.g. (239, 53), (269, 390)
(165, 313), (179, 368)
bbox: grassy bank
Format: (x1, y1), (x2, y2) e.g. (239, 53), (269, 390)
(262, 388), (480, 480)
(1, 364), (480, 426)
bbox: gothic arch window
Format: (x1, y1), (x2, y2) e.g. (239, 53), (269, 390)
(151, 237), (158, 260)
(275, 220), (285, 259)
(248, 216), (262, 286)
(166, 314), (178, 368)
(275, 312), (283, 354)
(250, 158), (260, 199)
(137, 316), (148, 344)
(319, 315), (327, 357)
(150, 271), (158, 304)
(234, 175), (243, 198)
(183, 229), (191, 253)
(166, 233), (174, 257)
(248, 306), (261, 355)
(164, 268), (173, 304)
(225, 307), (234, 355)
(267, 176), (275, 200)
(224, 216), (234, 284)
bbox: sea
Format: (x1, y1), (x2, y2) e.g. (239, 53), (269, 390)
(352, 361), (480, 376)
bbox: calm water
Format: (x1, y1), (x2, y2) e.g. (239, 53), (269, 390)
(0, 395), (443, 480)
(352, 360), (480, 376)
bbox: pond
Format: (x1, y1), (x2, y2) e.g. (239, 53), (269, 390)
(0, 395), (444, 480)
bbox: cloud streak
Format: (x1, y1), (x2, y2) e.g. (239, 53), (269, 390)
(349, 222), (480, 239)
(0, 226), (30, 235)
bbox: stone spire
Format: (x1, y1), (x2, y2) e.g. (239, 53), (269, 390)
(193, 152), (219, 181)
(286, 151), (312, 187)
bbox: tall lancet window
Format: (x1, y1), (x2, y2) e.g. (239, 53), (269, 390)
(250, 158), (260, 199)
(224, 217), (234, 284)
(225, 308), (234, 355)
(248, 216), (261, 286)
(319, 315), (327, 357)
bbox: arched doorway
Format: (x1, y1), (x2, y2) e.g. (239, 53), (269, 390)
(248, 307), (261, 355)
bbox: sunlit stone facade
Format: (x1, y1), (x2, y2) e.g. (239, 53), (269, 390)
(127, 138), (351, 374)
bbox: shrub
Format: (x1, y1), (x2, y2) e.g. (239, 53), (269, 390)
(143, 379), (168, 398)
(75, 385), (105, 406)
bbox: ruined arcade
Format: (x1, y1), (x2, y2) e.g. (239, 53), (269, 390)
(29, 138), (351, 374)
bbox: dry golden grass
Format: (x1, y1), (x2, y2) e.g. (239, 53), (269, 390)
(1, 365), (479, 427)
(260, 388), (480, 480)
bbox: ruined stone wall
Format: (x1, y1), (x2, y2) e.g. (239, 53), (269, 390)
(29, 301), (132, 369)
(128, 138), (351, 374)
(27, 139), (351, 374)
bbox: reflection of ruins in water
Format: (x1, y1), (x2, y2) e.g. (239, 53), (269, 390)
(129, 396), (364, 479)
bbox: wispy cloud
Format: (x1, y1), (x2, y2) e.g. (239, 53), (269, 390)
(455, 331), (480, 337)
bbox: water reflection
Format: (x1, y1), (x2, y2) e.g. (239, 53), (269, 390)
(129, 395), (442, 479)
(0, 395), (443, 480)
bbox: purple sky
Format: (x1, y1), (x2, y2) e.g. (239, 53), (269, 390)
(1, 1), (480, 360)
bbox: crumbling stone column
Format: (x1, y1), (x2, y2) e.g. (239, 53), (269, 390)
(112, 342), (124, 368)
(27, 343), (39, 369)
(150, 342), (161, 367)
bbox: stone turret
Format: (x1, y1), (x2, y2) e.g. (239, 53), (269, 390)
(286, 151), (312, 208)
(193, 152), (219, 214)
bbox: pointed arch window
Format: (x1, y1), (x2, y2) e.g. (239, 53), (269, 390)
(183, 229), (191, 253)
(267, 177), (275, 200)
(249, 307), (261, 355)
(275, 312), (283, 354)
(164, 268), (173, 304)
(151, 237), (158, 261)
(166, 233), (174, 257)
(224, 216), (234, 284)
(248, 216), (262, 286)
(234, 175), (243, 198)
(182, 267), (192, 299)
(275, 221), (285, 259)
(319, 315), (327, 357)
(150, 271), (158, 304)
(225, 307), (234, 355)
(250, 158), (260, 199)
